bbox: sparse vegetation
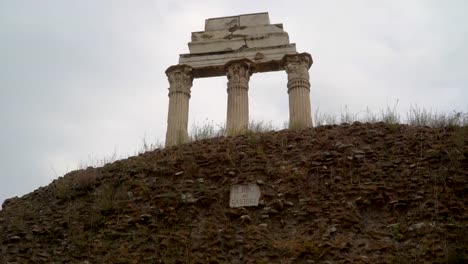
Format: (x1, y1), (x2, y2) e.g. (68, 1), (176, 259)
(1, 106), (466, 263)
(54, 176), (73, 200)
(186, 105), (466, 146)
(74, 167), (98, 190)
(407, 104), (467, 127)
(189, 120), (225, 141)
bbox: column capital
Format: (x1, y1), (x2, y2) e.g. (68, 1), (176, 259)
(165, 64), (193, 97)
(281, 52), (313, 70)
(224, 59), (255, 87)
(282, 53), (312, 89)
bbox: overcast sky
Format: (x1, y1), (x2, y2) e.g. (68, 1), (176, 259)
(1, 0), (467, 206)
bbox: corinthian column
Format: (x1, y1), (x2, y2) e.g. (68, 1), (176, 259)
(225, 59), (254, 136)
(282, 53), (313, 129)
(165, 65), (193, 147)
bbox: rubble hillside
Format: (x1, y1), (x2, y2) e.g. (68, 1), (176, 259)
(1, 122), (467, 263)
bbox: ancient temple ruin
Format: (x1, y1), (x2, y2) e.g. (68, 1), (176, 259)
(165, 12), (313, 146)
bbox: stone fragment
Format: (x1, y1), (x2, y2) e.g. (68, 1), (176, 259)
(352, 149), (365, 155)
(8, 236), (21, 242)
(181, 193), (197, 203)
(229, 184), (261, 208)
(140, 214), (151, 223)
(37, 252), (51, 258)
(240, 215), (251, 222)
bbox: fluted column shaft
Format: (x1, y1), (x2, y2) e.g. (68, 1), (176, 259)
(225, 60), (253, 136)
(165, 65), (193, 147)
(283, 53), (313, 129)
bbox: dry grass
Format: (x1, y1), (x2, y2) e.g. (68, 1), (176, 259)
(314, 104), (466, 128)
(74, 168), (98, 190)
(53, 104), (465, 193)
(407, 104), (467, 127)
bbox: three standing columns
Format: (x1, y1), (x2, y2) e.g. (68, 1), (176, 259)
(164, 53), (313, 146)
(165, 65), (193, 147)
(225, 59), (254, 136)
(283, 53), (313, 129)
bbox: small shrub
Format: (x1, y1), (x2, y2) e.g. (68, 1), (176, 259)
(380, 101), (400, 124)
(189, 120), (225, 141)
(95, 185), (127, 216)
(74, 168), (98, 190)
(407, 105), (466, 127)
(54, 177), (73, 200)
(248, 120), (276, 133)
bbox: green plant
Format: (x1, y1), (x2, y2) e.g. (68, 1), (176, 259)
(95, 185), (128, 216)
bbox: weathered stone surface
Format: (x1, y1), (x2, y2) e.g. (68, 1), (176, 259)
(165, 65), (193, 147)
(205, 12), (269, 31)
(225, 59), (253, 136)
(164, 13), (313, 146)
(189, 12), (289, 54)
(1, 123), (467, 262)
(283, 53), (313, 129)
(229, 184), (261, 207)
(179, 12), (297, 78)
(189, 26), (290, 54)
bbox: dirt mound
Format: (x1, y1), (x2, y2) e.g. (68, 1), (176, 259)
(1, 123), (467, 263)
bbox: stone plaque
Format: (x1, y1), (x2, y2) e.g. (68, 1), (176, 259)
(229, 184), (261, 208)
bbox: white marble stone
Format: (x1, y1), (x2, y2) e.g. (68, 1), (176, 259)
(165, 65), (193, 147)
(180, 45), (297, 78)
(164, 13), (313, 147)
(179, 12), (297, 77)
(229, 184), (261, 208)
(225, 60), (253, 135)
(205, 12), (269, 31)
(190, 25), (289, 54)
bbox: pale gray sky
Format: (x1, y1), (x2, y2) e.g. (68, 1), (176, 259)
(1, 0), (467, 206)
